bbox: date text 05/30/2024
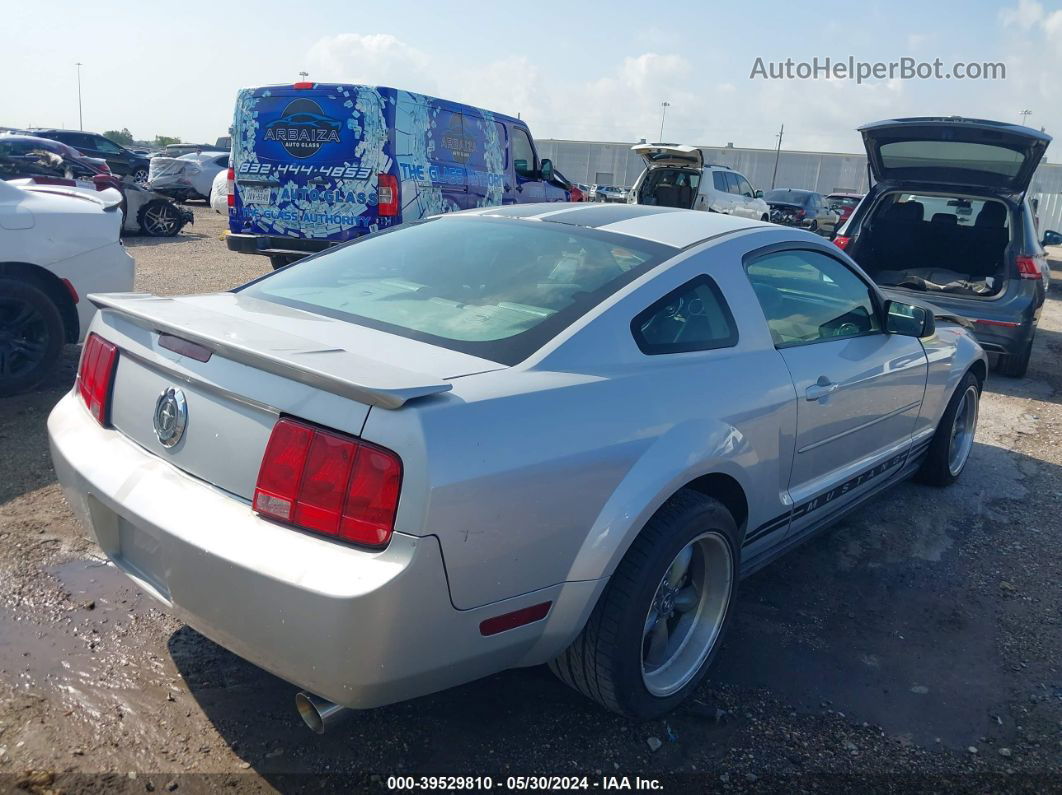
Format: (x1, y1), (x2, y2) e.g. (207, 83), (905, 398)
(386, 776), (664, 791)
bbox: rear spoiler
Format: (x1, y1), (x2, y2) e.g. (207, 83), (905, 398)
(88, 293), (453, 409)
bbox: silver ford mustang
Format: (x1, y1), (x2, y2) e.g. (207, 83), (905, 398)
(48, 204), (986, 728)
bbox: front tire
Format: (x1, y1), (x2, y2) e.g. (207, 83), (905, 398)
(550, 490), (738, 719)
(0, 278), (64, 397)
(917, 371), (981, 486)
(139, 199), (183, 236)
(131, 167), (149, 185)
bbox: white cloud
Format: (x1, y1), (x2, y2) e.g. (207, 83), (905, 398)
(1000, 0), (1045, 29)
(305, 34), (434, 94)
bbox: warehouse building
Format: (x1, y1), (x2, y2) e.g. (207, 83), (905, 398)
(536, 138), (1062, 233)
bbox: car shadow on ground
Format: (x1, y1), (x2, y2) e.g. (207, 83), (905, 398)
(123, 230), (212, 246)
(169, 438), (1054, 778)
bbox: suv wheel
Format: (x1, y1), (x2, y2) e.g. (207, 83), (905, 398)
(0, 278), (64, 397)
(550, 490), (738, 719)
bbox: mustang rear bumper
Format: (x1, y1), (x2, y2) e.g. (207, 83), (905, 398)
(48, 392), (593, 708)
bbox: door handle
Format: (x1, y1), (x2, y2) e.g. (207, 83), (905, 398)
(805, 377), (838, 401)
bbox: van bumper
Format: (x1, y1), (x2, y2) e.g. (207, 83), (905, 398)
(226, 233), (334, 259)
(47, 392), (591, 709)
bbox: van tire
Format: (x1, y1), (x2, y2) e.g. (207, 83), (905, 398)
(549, 490), (738, 719)
(996, 335), (1033, 378)
(0, 278), (65, 397)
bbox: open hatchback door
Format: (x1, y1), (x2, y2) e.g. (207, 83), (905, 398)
(631, 143), (704, 170)
(859, 117), (1051, 193)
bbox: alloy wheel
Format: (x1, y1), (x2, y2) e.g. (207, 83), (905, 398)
(0, 297), (49, 379)
(948, 385), (979, 475)
(641, 531), (733, 697)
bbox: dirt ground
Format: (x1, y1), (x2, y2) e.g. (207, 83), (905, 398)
(1, 205), (1061, 793)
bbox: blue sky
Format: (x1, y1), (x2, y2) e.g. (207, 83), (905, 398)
(2, 0), (1059, 153)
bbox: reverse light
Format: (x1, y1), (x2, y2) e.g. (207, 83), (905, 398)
(377, 173), (399, 217)
(833, 235), (852, 251)
(253, 418), (403, 547)
(77, 333), (118, 425)
(1016, 255), (1042, 280)
(226, 167), (235, 208)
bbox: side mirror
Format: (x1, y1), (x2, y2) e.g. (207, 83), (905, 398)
(885, 300), (934, 338)
(539, 158), (554, 182)
(1041, 229), (1062, 247)
(754, 189), (764, 199)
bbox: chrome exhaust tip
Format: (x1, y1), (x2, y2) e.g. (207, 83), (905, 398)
(295, 691), (350, 734)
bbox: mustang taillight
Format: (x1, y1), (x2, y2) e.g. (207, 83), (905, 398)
(253, 418), (402, 547)
(77, 333), (119, 425)
(377, 173), (399, 217)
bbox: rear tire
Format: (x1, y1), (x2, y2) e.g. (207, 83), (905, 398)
(550, 490), (738, 719)
(0, 278), (64, 397)
(916, 371), (981, 487)
(996, 335), (1033, 378)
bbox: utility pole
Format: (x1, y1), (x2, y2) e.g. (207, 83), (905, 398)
(298, 71), (309, 80)
(1019, 109), (1032, 126)
(75, 62), (84, 130)
(771, 123), (784, 189)
(659, 101), (670, 142)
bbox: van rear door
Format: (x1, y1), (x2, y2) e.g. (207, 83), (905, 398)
(231, 84), (396, 244)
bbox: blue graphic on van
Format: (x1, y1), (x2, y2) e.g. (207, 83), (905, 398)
(229, 83), (561, 249)
(265, 99), (342, 159)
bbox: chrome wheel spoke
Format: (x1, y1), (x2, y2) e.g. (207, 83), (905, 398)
(674, 584), (698, 613)
(666, 545), (692, 587)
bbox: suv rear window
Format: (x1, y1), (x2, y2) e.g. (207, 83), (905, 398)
(242, 218), (671, 365)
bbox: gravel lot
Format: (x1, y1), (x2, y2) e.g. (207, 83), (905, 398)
(1, 205), (1061, 792)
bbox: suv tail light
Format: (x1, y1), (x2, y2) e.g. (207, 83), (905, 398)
(833, 235), (852, 251)
(377, 173), (399, 217)
(226, 168), (235, 208)
(253, 418), (402, 547)
(1016, 255), (1042, 280)
(77, 333), (119, 425)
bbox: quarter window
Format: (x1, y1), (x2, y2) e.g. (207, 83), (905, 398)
(746, 250), (881, 347)
(632, 275), (738, 354)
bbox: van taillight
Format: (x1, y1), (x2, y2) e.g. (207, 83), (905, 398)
(77, 333), (119, 426)
(833, 235), (852, 250)
(377, 174), (399, 217)
(1016, 255), (1042, 279)
(253, 418), (402, 548)
(226, 167), (235, 208)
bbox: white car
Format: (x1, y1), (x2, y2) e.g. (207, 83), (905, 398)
(209, 167), (230, 214)
(628, 144), (770, 221)
(0, 180), (135, 395)
(148, 151), (229, 202)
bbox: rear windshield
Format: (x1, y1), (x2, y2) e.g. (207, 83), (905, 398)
(828, 196), (861, 209)
(879, 141), (1025, 179)
(765, 190), (810, 205)
(241, 217), (670, 365)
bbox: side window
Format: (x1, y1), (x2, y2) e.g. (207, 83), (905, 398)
(724, 172), (742, 194)
(511, 127), (536, 178)
(93, 137), (121, 154)
(746, 249), (881, 347)
(736, 176), (754, 197)
(712, 171), (727, 192)
(632, 275), (738, 354)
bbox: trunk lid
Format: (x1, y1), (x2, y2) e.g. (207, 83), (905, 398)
(631, 143), (703, 170)
(859, 117), (1051, 193)
(92, 291), (500, 500)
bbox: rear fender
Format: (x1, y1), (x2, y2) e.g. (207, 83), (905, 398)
(564, 416), (751, 585)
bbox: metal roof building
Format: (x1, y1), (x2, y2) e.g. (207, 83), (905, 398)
(536, 138), (1062, 234)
